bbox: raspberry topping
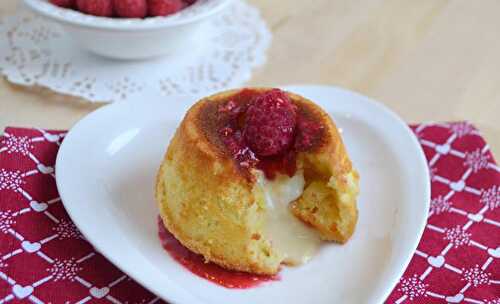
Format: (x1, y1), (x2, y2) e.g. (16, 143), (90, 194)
(294, 116), (324, 151)
(243, 89), (297, 157)
(76, 0), (114, 17)
(213, 89), (325, 180)
(113, 0), (148, 18)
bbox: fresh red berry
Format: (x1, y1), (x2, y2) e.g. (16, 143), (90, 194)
(76, 0), (114, 17)
(49, 0), (76, 8)
(183, 0), (196, 5)
(113, 0), (147, 18)
(148, 0), (184, 16)
(243, 89), (297, 156)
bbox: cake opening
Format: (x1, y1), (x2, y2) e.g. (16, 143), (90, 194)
(255, 170), (322, 265)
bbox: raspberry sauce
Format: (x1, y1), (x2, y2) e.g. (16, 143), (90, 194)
(157, 217), (278, 289)
(213, 89), (325, 180)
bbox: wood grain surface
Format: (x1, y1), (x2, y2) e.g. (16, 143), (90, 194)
(0, 0), (498, 157)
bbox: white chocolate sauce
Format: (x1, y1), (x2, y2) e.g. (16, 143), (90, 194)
(256, 170), (321, 264)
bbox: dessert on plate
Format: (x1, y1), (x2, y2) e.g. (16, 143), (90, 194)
(155, 88), (359, 275)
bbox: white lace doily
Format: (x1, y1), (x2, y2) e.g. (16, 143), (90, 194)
(0, 0), (271, 103)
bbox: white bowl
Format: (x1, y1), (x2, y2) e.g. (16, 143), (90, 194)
(23, 0), (232, 60)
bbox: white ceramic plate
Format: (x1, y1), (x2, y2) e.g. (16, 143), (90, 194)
(56, 85), (430, 304)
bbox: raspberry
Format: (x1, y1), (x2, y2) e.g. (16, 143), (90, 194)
(76, 0), (114, 16)
(148, 0), (184, 16)
(113, 0), (147, 18)
(49, 0), (76, 8)
(243, 89), (296, 156)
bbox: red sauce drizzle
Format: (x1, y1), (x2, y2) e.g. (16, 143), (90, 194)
(217, 89), (325, 180)
(157, 217), (278, 289)
(256, 151), (297, 180)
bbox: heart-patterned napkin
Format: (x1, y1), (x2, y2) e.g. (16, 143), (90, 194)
(0, 123), (499, 303)
(0, 128), (160, 304)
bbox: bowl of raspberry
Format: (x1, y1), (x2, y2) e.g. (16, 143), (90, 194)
(23, 0), (232, 59)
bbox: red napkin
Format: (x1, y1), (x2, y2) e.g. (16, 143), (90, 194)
(0, 123), (499, 303)
(0, 128), (161, 304)
(387, 123), (500, 304)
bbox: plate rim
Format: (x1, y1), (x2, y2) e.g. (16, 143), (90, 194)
(56, 84), (430, 304)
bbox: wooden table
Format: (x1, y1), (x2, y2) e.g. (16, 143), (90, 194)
(1, 0), (499, 157)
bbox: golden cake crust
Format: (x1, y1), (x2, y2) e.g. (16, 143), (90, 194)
(155, 88), (359, 275)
